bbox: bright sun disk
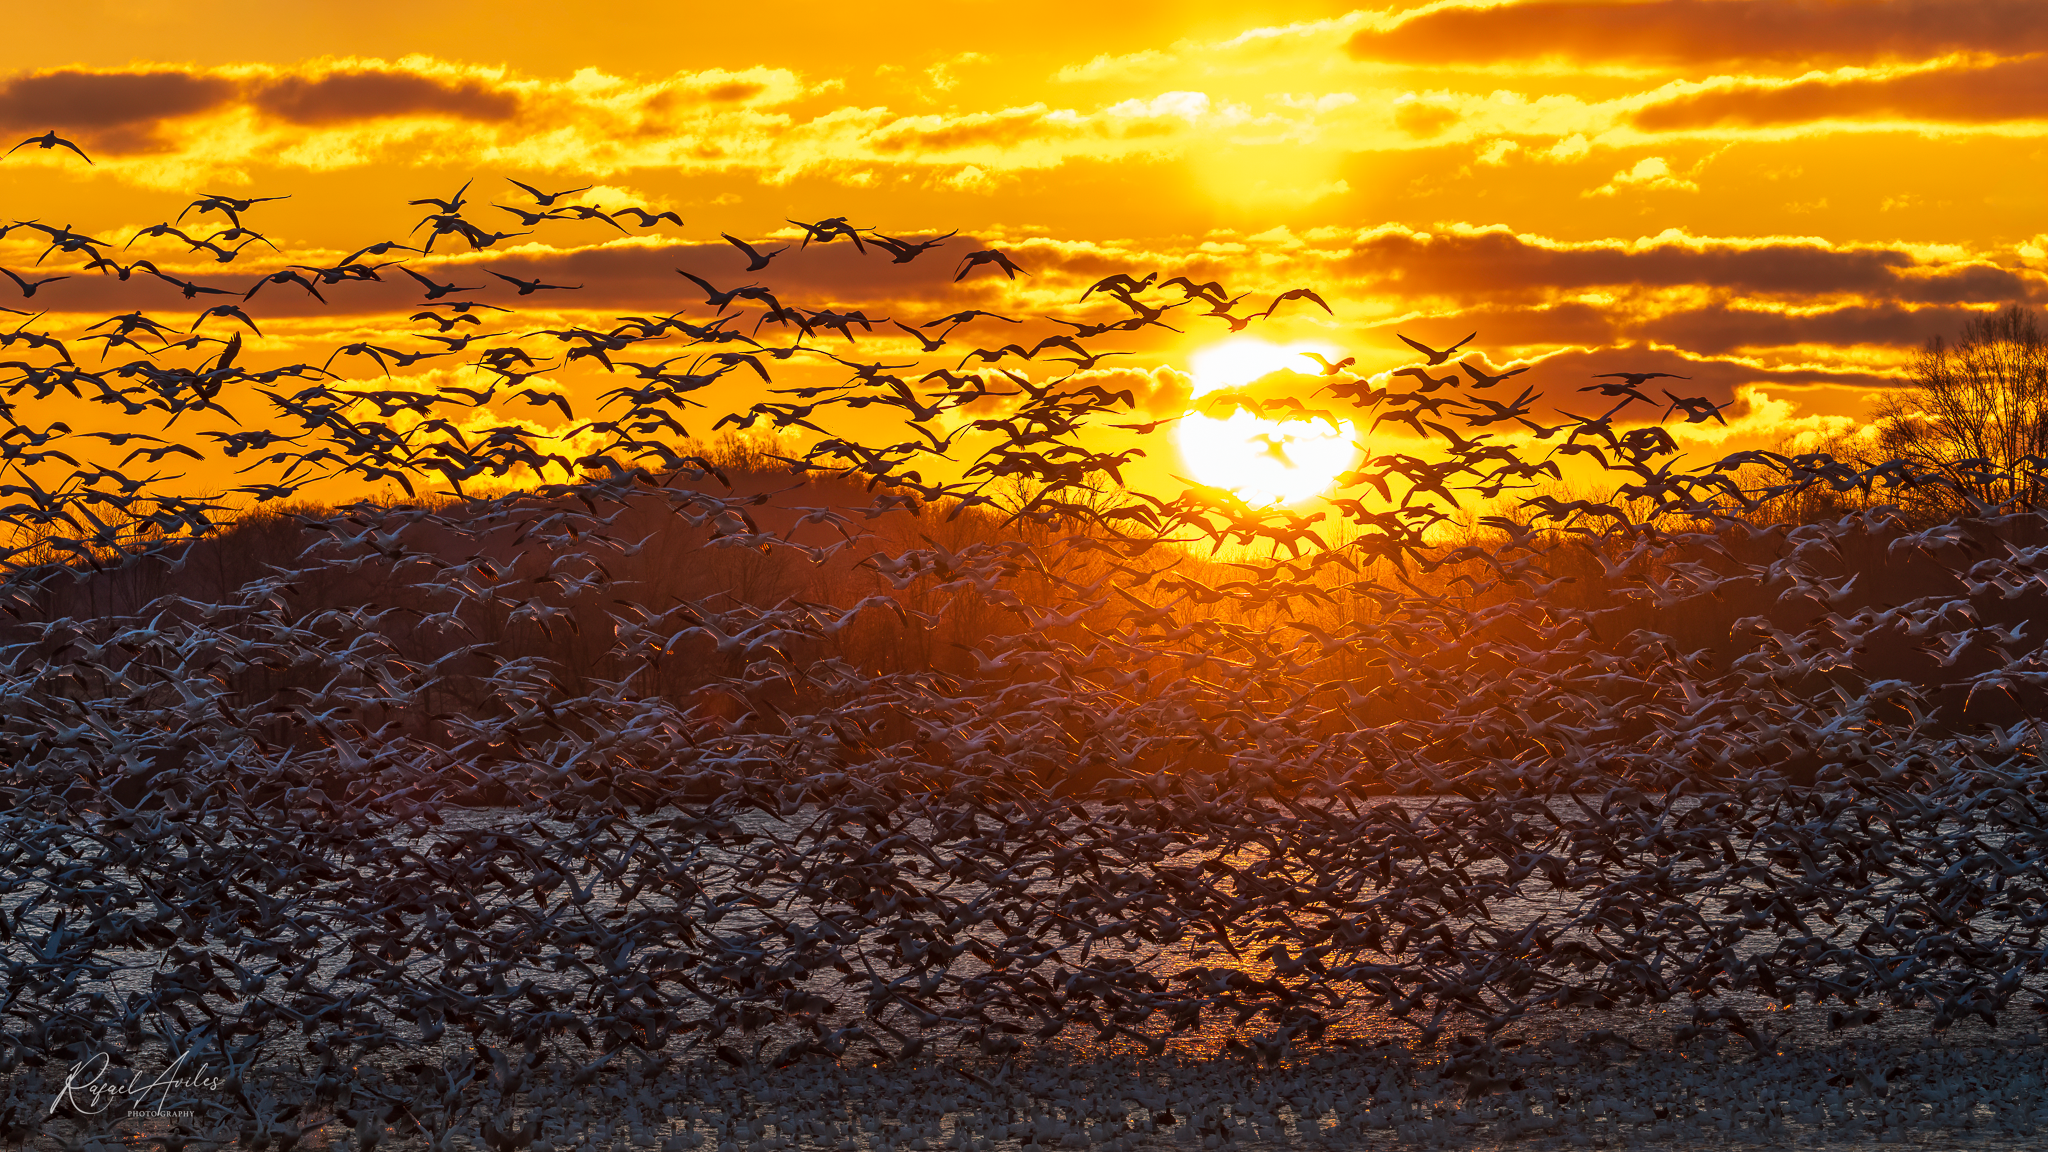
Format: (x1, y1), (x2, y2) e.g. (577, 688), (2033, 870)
(1177, 338), (1361, 506)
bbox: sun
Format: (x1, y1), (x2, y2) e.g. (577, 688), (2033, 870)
(1177, 338), (1361, 506)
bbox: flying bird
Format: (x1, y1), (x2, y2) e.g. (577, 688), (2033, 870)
(244, 269), (327, 302)
(339, 240), (421, 264)
(612, 207), (684, 228)
(1399, 331), (1477, 365)
(1592, 371), (1690, 387)
(7, 131), (92, 164)
(955, 249), (1027, 281)
(1161, 275), (1230, 303)
(180, 193), (289, 227)
(892, 321), (947, 352)
(409, 179), (475, 213)
(1392, 366), (1459, 392)
(1662, 390), (1733, 425)
(922, 310), (1020, 329)
(789, 216), (866, 251)
(722, 233), (787, 271)
(867, 231), (957, 264)
(192, 304), (263, 336)
(400, 266), (484, 299)
(505, 178), (591, 206)
(1460, 361), (1530, 388)
(488, 270), (581, 295)
(0, 267), (67, 297)
(132, 262), (231, 298)
(1254, 288), (1332, 319)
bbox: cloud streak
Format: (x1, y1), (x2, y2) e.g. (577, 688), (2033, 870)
(1631, 56), (2048, 130)
(1346, 1), (2048, 67)
(252, 68), (522, 125)
(1325, 225), (2042, 307)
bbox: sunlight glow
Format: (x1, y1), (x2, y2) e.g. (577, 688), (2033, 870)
(1179, 338), (1360, 506)
(1185, 338), (1337, 398)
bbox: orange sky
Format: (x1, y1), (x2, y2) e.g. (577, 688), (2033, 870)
(2, 0), (2044, 510)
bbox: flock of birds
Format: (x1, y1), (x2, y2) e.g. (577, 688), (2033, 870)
(3, 135), (2048, 1149)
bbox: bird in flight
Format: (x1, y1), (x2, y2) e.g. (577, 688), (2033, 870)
(1254, 288), (1333, 319)
(1584, 372), (1687, 406)
(955, 249), (1026, 281)
(1593, 371), (1690, 387)
(789, 216), (866, 251)
(410, 180), (475, 214)
(505, 178), (591, 206)
(868, 231), (957, 264)
(1399, 332), (1476, 365)
(1302, 353), (1356, 376)
(892, 322), (947, 353)
(1250, 434), (1296, 468)
(1662, 390), (1732, 425)
(0, 267), (68, 297)
(400, 266), (484, 300)
(180, 192), (289, 228)
(7, 131), (92, 164)
(1460, 361), (1530, 388)
(722, 233), (786, 272)
(192, 304), (263, 336)
(612, 207), (684, 228)
(487, 269), (581, 295)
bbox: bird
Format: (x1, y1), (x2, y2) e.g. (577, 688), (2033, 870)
(1250, 434), (1295, 467)
(492, 202), (565, 227)
(955, 249), (1026, 281)
(1581, 378), (1660, 404)
(1662, 390), (1733, 425)
(553, 203), (628, 232)
(7, 131), (92, 163)
(1083, 272), (1156, 300)
(0, 267), (67, 297)
(1399, 331), (1476, 364)
(1253, 288), (1332, 319)
(789, 216), (866, 251)
(179, 192), (289, 227)
(243, 269), (326, 301)
(892, 322), (946, 352)
(339, 240), (422, 264)
(1592, 370), (1690, 387)
(1459, 360), (1530, 388)
(721, 233), (786, 271)
(1303, 353), (1356, 375)
(867, 231), (956, 263)
(126, 223), (202, 249)
(505, 177), (591, 206)
(133, 262), (232, 298)
(1156, 275), (1226, 302)
(922, 309), (1019, 329)
(1391, 366), (1459, 392)
(400, 266), (484, 299)
(613, 207), (685, 228)
(191, 304), (262, 335)
(486, 269), (581, 295)
(409, 179), (475, 213)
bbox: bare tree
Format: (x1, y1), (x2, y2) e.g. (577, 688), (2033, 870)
(1868, 303), (2048, 516)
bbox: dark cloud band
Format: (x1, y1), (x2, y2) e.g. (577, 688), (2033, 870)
(1633, 56), (2048, 129)
(1347, 1), (2048, 67)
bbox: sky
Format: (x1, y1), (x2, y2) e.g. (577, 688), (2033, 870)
(2, 0), (2045, 510)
